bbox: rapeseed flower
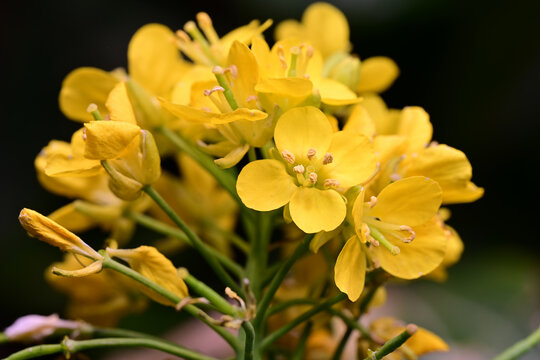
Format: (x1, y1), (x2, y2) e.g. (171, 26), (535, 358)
(237, 106), (376, 233)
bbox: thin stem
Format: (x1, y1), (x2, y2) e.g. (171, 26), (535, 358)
(203, 219), (250, 254)
(155, 126), (240, 203)
(362, 325), (417, 360)
(267, 298), (316, 317)
(247, 147), (257, 162)
(246, 212), (273, 301)
(242, 322), (255, 360)
(253, 234), (313, 331)
(291, 322), (312, 360)
(331, 327), (352, 360)
(183, 272), (238, 317)
(494, 325), (540, 360)
(143, 185), (242, 296)
(260, 293), (347, 351)
(4, 337), (218, 360)
(126, 210), (244, 277)
(101, 255), (239, 350)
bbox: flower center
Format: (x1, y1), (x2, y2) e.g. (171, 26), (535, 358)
(281, 148), (339, 189)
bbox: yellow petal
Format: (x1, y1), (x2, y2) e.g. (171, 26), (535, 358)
(301, 2), (350, 58)
(371, 177), (442, 227)
(274, 106), (332, 162)
(361, 94), (397, 135)
(237, 159), (297, 211)
(289, 187), (346, 233)
(398, 106), (432, 153)
(319, 78), (362, 106)
(106, 82), (137, 124)
(373, 218), (447, 279)
(39, 138), (102, 178)
(227, 41), (258, 108)
(373, 135), (406, 166)
(274, 19), (304, 44)
(255, 77), (313, 98)
(171, 65), (216, 105)
(427, 223), (464, 281)
(401, 145), (483, 204)
(159, 99), (267, 124)
(343, 105), (376, 138)
(19, 208), (102, 260)
(214, 144), (250, 169)
(310, 227), (342, 253)
(83, 121), (141, 160)
(320, 131), (377, 188)
(405, 328), (449, 355)
(128, 24), (189, 97)
(59, 67), (120, 123)
(107, 246), (188, 306)
(357, 56), (399, 93)
(220, 19), (273, 50)
(334, 236), (366, 301)
(352, 187), (366, 240)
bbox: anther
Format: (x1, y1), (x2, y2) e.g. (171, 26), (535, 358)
(81, 128), (87, 141)
(307, 148), (317, 160)
(322, 152), (334, 165)
(308, 172), (318, 184)
(196, 12), (212, 28)
(276, 45), (287, 70)
(175, 30), (191, 42)
(228, 65), (238, 79)
(281, 150), (295, 164)
(293, 165), (305, 174)
(369, 196), (377, 208)
(399, 225), (416, 243)
(324, 179), (339, 188)
(246, 95), (258, 102)
(183, 21), (197, 33)
(306, 45), (314, 58)
(86, 103), (98, 113)
(389, 173), (402, 181)
(212, 65), (225, 74)
(203, 86), (225, 96)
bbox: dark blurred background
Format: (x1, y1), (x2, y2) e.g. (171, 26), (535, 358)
(2, 0), (539, 358)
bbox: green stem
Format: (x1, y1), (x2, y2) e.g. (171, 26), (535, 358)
(4, 337), (218, 360)
(183, 272), (238, 317)
(291, 322), (312, 360)
(267, 298), (316, 317)
(260, 293), (347, 351)
(242, 322), (255, 360)
(143, 185), (242, 296)
(331, 327), (353, 360)
(214, 73), (239, 110)
(155, 126), (239, 203)
(101, 255), (239, 350)
(246, 212), (273, 301)
(494, 325), (540, 360)
(203, 219), (250, 254)
(126, 210), (244, 277)
(363, 326), (417, 360)
(253, 234), (313, 331)
(248, 147), (257, 162)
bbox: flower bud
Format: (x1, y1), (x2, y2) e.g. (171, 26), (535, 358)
(323, 52), (362, 91)
(4, 314), (82, 342)
(126, 79), (165, 129)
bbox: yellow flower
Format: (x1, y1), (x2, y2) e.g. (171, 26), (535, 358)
(275, 2), (350, 59)
(106, 246), (189, 307)
(361, 317), (449, 359)
(237, 106), (376, 233)
(275, 2), (399, 94)
(334, 177), (447, 301)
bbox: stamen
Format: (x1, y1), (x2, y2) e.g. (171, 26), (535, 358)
(324, 179), (339, 188)
(307, 148), (317, 160)
(213, 68), (239, 110)
(293, 164), (305, 174)
(308, 172), (318, 184)
(203, 86), (225, 96)
(227, 65), (238, 79)
(246, 95), (258, 103)
(276, 45), (287, 70)
(399, 225), (416, 243)
(288, 46), (300, 77)
(322, 152), (334, 165)
(184, 20), (214, 62)
(389, 173), (402, 181)
(86, 103), (103, 120)
(196, 12), (220, 45)
(369, 196), (377, 208)
(369, 225), (400, 255)
(212, 66), (225, 74)
(281, 150), (295, 164)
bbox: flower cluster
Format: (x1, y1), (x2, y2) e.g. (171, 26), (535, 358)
(7, 3), (483, 360)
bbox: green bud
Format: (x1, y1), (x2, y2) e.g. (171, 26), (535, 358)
(323, 52), (362, 91)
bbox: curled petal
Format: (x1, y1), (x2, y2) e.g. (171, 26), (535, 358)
(335, 236), (366, 301)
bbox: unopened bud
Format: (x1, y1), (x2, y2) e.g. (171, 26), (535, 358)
(323, 52), (362, 91)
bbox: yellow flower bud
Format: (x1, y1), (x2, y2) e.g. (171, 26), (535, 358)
(323, 52), (361, 91)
